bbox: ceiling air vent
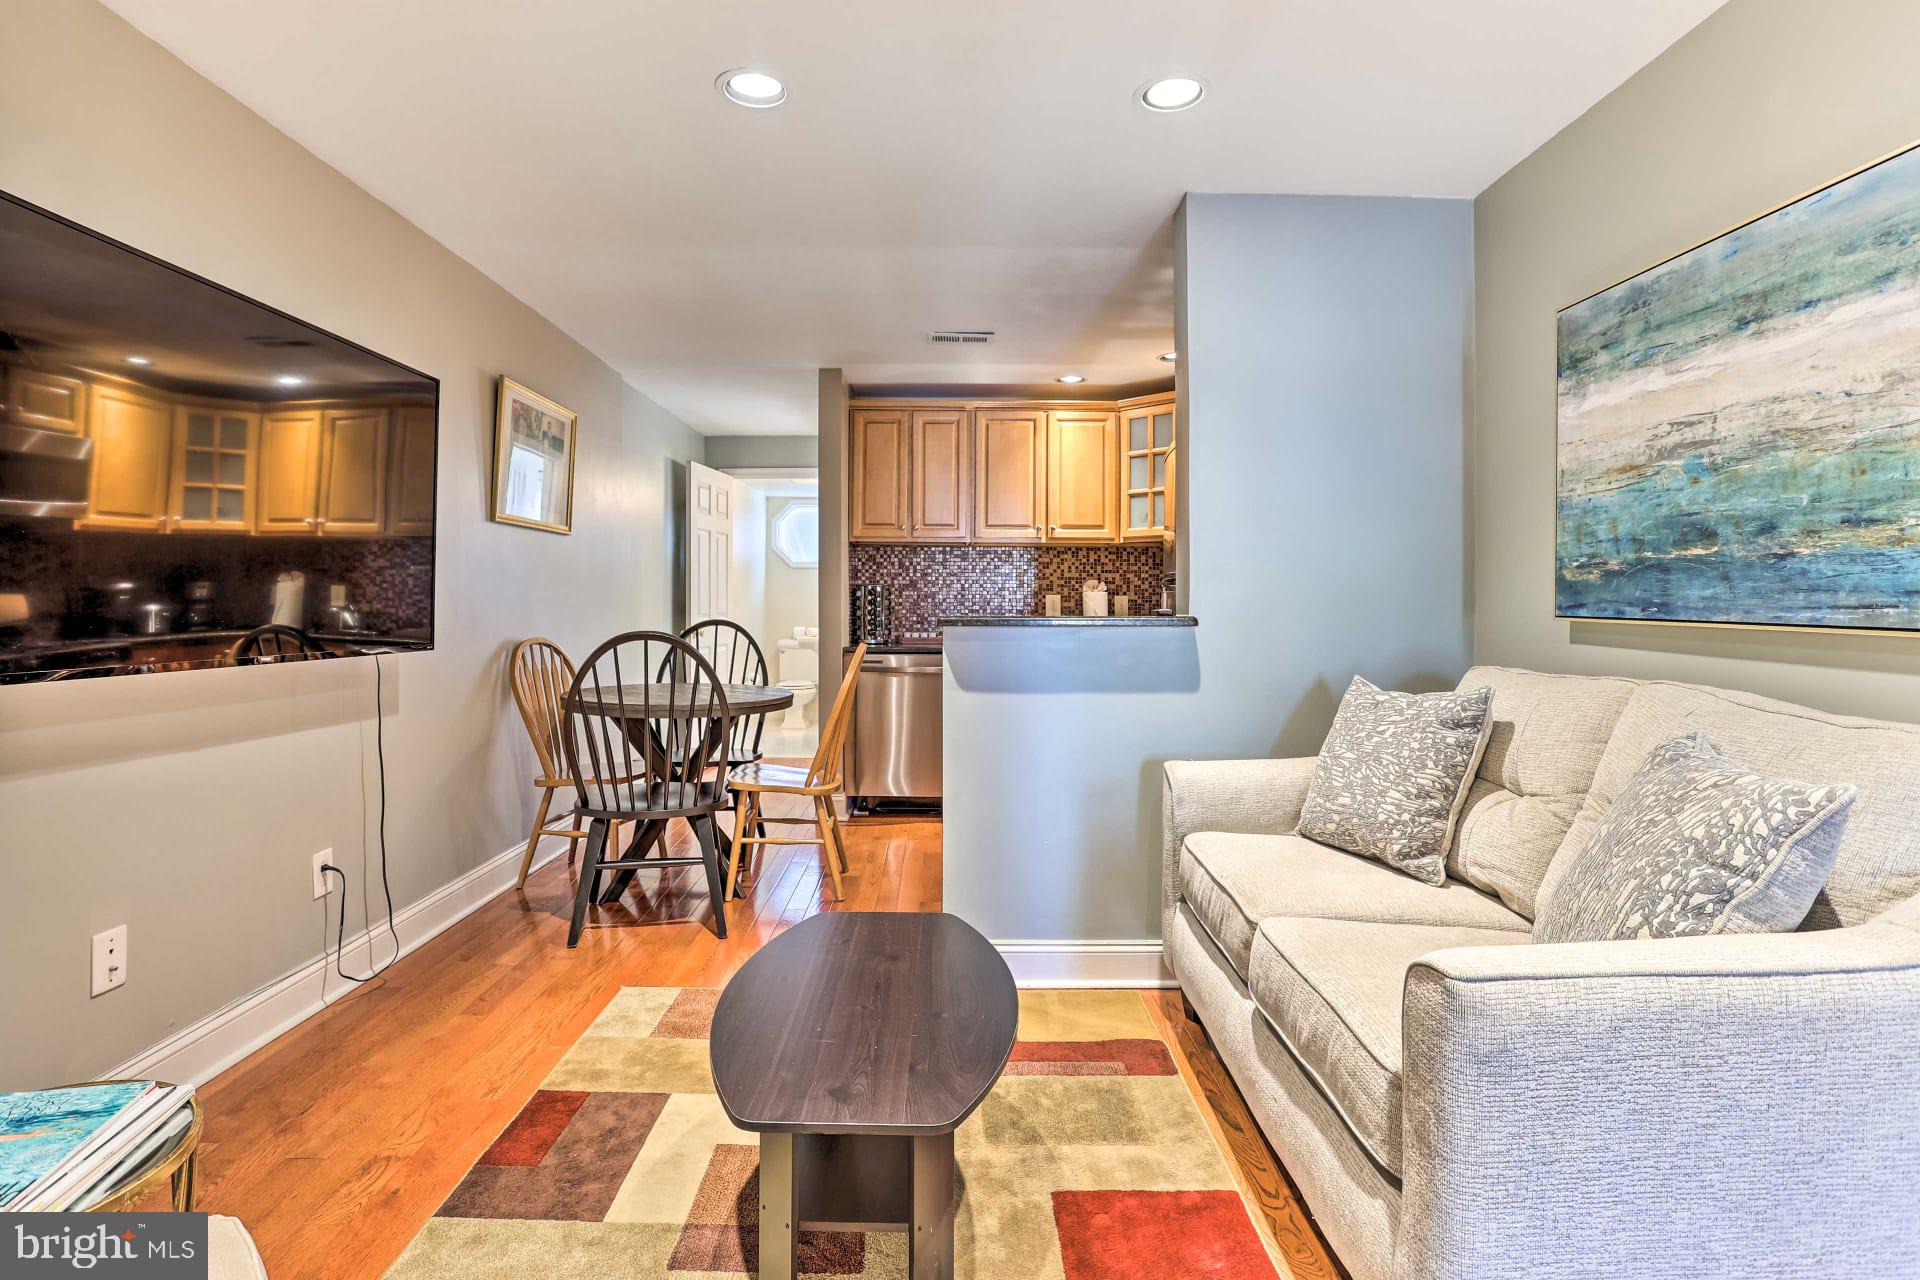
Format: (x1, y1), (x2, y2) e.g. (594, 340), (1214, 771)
(928, 330), (994, 345)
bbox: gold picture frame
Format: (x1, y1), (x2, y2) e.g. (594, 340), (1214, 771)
(491, 376), (577, 534)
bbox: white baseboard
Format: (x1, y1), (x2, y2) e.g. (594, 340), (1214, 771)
(106, 833), (572, 1090)
(107, 850), (1171, 1088)
(993, 939), (1173, 988)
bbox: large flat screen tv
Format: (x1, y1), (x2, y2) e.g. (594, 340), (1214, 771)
(0, 191), (436, 684)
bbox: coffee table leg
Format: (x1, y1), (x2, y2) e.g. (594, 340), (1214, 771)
(759, 1133), (797, 1280)
(909, 1131), (955, 1280)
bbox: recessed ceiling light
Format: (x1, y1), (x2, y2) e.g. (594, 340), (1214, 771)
(1139, 76), (1205, 112)
(126, 355), (151, 365)
(718, 69), (787, 109)
(1057, 374), (1085, 384)
(275, 375), (305, 386)
(1159, 351), (1177, 362)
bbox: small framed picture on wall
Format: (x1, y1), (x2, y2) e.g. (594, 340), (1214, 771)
(491, 376), (577, 534)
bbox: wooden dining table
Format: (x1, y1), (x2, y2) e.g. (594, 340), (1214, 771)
(564, 681), (794, 904)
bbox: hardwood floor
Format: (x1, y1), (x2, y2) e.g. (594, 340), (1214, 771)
(170, 789), (1339, 1279)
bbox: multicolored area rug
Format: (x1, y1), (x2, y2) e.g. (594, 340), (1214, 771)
(385, 986), (1281, 1279)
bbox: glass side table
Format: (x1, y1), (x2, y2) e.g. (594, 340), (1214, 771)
(39, 1081), (205, 1213)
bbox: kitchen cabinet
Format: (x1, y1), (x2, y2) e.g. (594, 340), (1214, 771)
(8, 368), (86, 435)
(1045, 410), (1119, 542)
(847, 394), (1176, 546)
(79, 384), (173, 531)
(170, 407), (258, 532)
(316, 408), (390, 535)
(908, 409), (970, 541)
(255, 409), (324, 534)
(386, 405), (436, 536)
(1119, 395), (1176, 542)
(849, 408), (910, 540)
(972, 409), (1047, 542)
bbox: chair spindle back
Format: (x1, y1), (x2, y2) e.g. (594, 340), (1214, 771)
(677, 619), (770, 764)
(228, 624), (328, 664)
(808, 643), (867, 790)
(564, 631), (732, 817)
(509, 638), (576, 783)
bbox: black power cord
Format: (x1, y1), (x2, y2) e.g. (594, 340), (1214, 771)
(320, 653), (400, 985)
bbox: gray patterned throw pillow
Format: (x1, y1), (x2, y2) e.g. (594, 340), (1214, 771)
(1534, 732), (1855, 944)
(1298, 676), (1494, 886)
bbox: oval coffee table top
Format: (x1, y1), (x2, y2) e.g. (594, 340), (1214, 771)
(710, 912), (1018, 1137)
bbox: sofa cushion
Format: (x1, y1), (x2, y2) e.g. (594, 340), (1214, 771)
(1534, 732), (1855, 943)
(1179, 831), (1529, 980)
(1247, 917), (1530, 1176)
(1447, 665), (1639, 918)
(1298, 676), (1495, 886)
(1547, 681), (1920, 930)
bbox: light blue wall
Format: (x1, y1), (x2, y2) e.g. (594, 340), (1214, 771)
(944, 193), (1474, 946)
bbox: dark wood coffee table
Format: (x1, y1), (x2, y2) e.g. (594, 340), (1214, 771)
(710, 912), (1018, 1280)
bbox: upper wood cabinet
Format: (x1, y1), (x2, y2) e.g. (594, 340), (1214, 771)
(256, 409), (324, 534)
(45, 374), (428, 539)
(317, 408), (390, 535)
(8, 368), (87, 434)
(170, 407), (258, 533)
(1119, 395), (1176, 542)
(386, 406), (437, 536)
(1045, 410), (1119, 542)
(846, 395), (1175, 546)
(908, 409), (970, 542)
(79, 384), (173, 531)
(973, 409), (1048, 543)
(849, 408), (911, 540)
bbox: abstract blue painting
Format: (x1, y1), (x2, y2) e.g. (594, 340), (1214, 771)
(1557, 141), (1920, 631)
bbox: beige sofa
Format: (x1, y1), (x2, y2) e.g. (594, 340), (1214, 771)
(1163, 666), (1920, 1280)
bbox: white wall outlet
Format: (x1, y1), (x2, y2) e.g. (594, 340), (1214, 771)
(313, 849), (334, 900)
(91, 926), (128, 997)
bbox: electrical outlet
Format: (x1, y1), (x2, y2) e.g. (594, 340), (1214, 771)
(91, 926), (127, 997)
(313, 850), (334, 900)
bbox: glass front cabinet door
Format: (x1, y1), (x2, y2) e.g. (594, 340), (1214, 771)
(170, 407), (259, 532)
(1119, 396), (1175, 542)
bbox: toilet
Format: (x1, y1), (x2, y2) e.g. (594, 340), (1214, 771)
(775, 628), (819, 730)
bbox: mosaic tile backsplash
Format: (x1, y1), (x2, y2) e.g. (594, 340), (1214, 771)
(848, 542), (1167, 636)
(0, 525), (433, 646)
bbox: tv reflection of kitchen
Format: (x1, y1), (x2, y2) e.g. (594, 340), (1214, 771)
(0, 189), (437, 682)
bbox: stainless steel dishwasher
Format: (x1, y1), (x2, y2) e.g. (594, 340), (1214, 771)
(845, 650), (942, 809)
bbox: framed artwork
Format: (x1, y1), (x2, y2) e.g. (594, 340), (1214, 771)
(491, 376), (576, 534)
(1556, 139), (1920, 634)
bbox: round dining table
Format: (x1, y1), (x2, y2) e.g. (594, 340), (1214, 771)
(565, 681), (794, 722)
(564, 681), (794, 903)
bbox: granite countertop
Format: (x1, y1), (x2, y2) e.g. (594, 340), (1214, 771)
(941, 614), (1197, 628)
(0, 628), (431, 668)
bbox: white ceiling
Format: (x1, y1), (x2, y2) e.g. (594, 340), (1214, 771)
(104, 0), (1722, 435)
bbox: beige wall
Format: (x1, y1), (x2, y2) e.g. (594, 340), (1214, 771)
(0, 0), (702, 1083)
(1474, 0), (1920, 716)
(706, 435), (818, 471)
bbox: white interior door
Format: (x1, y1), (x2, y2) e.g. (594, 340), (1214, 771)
(686, 461), (736, 623)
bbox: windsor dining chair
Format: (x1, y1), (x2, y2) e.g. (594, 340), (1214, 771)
(560, 631), (735, 946)
(509, 638), (630, 889)
(723, 643), (866, 900)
